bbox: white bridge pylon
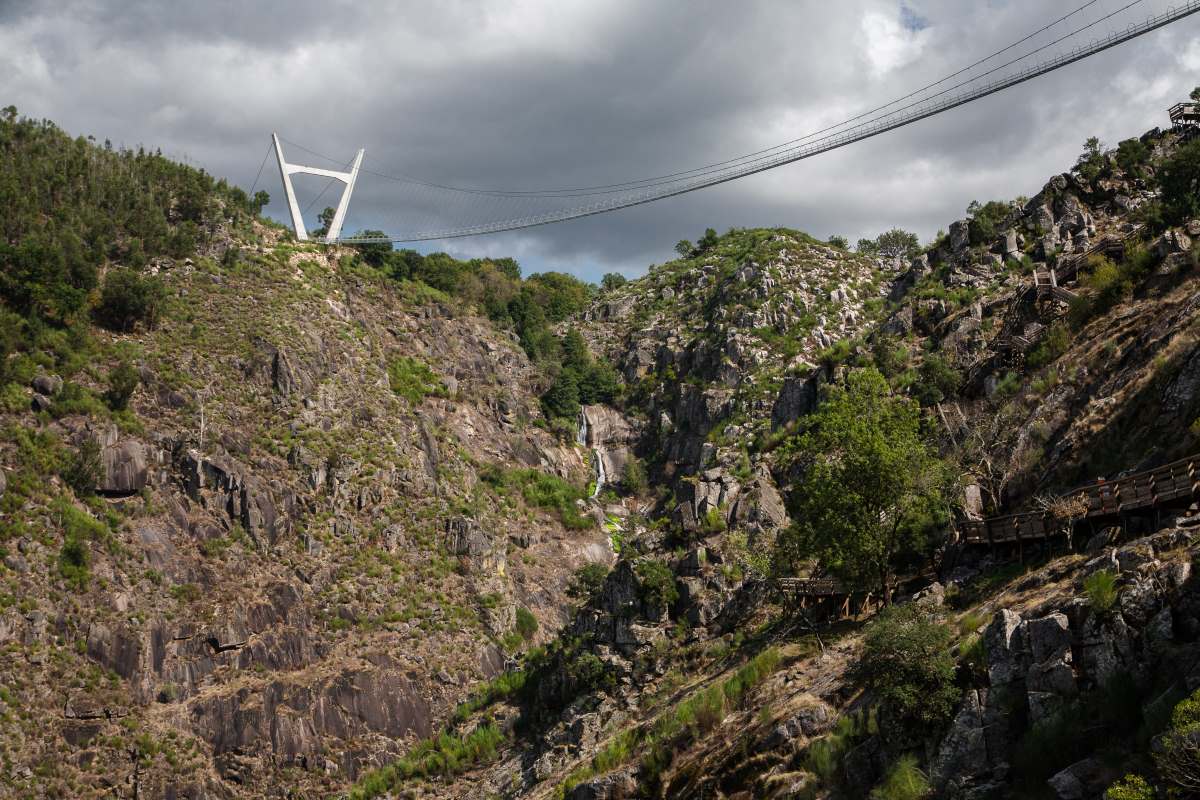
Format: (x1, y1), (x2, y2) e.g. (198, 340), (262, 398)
(272, 133), (364, 242)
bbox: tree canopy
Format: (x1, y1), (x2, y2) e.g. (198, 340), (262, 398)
(859, 228), (921, 261)
(774, 367), (953, 597)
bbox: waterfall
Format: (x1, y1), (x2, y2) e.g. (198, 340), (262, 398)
(591, 450), (606, 499)
(577, 410), (589, 447)
(579, 409), (606, 499)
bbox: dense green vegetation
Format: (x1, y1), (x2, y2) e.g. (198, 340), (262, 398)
(539, 328), (620, 424)
(0, 108), (264, 545)
(1158, 137), (1200, 227)
(965, 199), (1012, 246)
(775, 368), (953, 595)
(387, 355), (448, 404)
(854, 604), (959, 743)
(0, 107), (259, 370)
(635, 558), (679, 608)
(479, 464), (591, 529)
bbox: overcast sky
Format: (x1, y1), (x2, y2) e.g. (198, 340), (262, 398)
(2, 0), (1198, 282)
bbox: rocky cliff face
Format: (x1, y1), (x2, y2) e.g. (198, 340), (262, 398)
(0, 228), (615, 797)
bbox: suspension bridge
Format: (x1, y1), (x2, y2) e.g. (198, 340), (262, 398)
(262, 0), (1200, 244)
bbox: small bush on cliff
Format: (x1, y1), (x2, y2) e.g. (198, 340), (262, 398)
(95, 269), (167, 332)
(1159, 137), (1200, 227)
(621, 458), (648, 496)
(105, 360), (139, 411)
(855, 604), (958, 743)
(515, 606), (538, 641)
(1084, 570), (1118, 614)
(62, 439), (102, 498)
(1155, 687), (1200, 792)
(1026, 323), (1071, 370)
(58, 535), (89, 590)
(1105, 774), (1153, 800)
(636, 558), (679, 608)
(871, 754), (931, 800)
(912, 353), (960, 407)
(387, 355), (446, 404)
(568, 562), (609, 599)
(966, 199), (1012, 246)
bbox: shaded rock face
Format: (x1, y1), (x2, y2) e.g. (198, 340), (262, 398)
(175, 447), (294, 547)
(189, 662), (432, 779)
(935, 527), (1200, 798)
(100, 438), (149, 494)
(771, 370), (822, 430)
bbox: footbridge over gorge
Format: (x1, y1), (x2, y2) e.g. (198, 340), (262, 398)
(256, 1), (1200, 246)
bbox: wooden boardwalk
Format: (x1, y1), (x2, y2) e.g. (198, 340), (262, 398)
(961, 453), (1199, 546)
(776, 453), (1198, 604)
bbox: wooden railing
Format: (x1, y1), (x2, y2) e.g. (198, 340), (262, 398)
(775, 454), (1199, 603)
(961, 453), (1199, 545)
(1054, 225), (1143, 285)
(776, 577), (843, 596)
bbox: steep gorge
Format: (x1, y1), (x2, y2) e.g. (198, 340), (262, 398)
(4, 110), (1200, 800)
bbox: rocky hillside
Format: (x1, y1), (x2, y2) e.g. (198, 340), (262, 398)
(0, 114), (614, 798)
(7, 107), (1200, 800)
(371, 122), (1200, 800)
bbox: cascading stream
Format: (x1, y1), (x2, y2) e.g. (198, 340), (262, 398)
(591, 449), (606, 499)
(578, 410), (606, 499)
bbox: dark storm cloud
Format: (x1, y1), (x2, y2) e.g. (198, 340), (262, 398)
(2, 0), (1197, 280)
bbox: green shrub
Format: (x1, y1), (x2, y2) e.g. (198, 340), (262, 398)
(541, 369), (580, 421)
(1027, 323), (1070, 370)
(912, 353), (961, 407)
(600, 272), (627, 291)
(95, 269), (167, 332)
(58, 536), (89, 590)
(855, 604), (959, 742)
(481, 465), (592, 529)
(49, 382), (107, 418)
(994, 371), (1021, 398)
(349, 722), (506, 798)
(61, 439), (102, 497)
(1156, 687), (1200, 790)
(871, 754), (930, 800)
(805, 712), (874, 784)
(966, 199), (1012, 246)
(702, 506), (727, 534)
(515, 606), (538, 641)
(387, 356), (446, 404)
(450, 668), (528, 725)
(621, 458), (648, 495)
(636, 559), (679, 608)
(1159, 137), (1200, 227)
(569, 562), (608, 599)
(1084, 570), (1118, 614)
(1105, 774), (1153, 800)
(170, 583), (201, 603)
(639, 648), (783, 791)
(105, 361), (139, 411)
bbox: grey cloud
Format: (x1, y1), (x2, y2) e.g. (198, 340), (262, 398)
(2, 0), (1197, 280)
